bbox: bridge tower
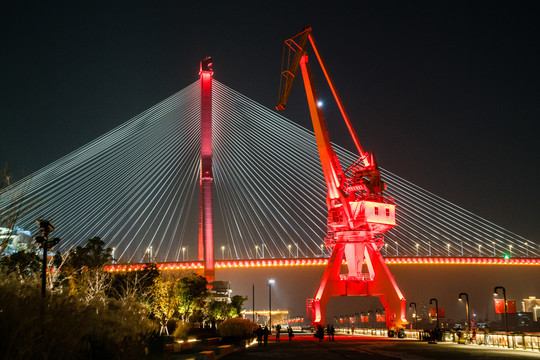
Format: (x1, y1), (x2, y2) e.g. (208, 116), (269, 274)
(198, 57), (215, 283)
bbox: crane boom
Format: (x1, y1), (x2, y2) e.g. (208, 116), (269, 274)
(276, 27), (407, 331)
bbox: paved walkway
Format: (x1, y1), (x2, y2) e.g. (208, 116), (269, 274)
(226, 334), (540, 360)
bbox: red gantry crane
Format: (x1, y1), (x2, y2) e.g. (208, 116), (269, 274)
(276, 27), (407, 331)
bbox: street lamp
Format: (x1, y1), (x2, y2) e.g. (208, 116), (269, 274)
(409, 302), (418, 331)
(255, 245), (259, 258)
(416, 243), (419, 256)
(430, 298), (439, 329)
(458, 292), (470, 332)
(35, 220), (60, 298)
(492, 242), (496, 257)
(509, 245), (512, 258)
(268, 279), (275, 328)
(447, 243), (450, 256)
(478, 244), (481, 257)
(221, 245), (225, 260)
(288, 244), (292, 258)
(182, 247), (186, 261)
(395, 241), (399, 257)
(494, 286), (509, 345)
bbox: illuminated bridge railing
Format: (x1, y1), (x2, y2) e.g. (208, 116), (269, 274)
(104, 257), (540, 272)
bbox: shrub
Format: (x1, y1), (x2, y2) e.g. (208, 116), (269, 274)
(172, 320), (193, 340)
(217, 318), (258, 339)
(0, 274), (159, 359)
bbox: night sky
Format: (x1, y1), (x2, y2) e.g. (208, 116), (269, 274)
(1, 1), (538, 246)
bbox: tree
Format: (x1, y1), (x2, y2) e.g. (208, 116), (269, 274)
(109, 263), (160, 303)
(0, 250), (41, 279)
(67, 237), (113, 270)
(230, 295), (248, 318)
(62, 237), (113, 302)
(151, 276), (179, 335)
(176, 272), (208, 322)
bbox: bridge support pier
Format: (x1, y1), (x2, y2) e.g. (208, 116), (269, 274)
(199, 57), (215, 284)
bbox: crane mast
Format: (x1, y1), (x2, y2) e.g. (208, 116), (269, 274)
(277, 27), (407, 331)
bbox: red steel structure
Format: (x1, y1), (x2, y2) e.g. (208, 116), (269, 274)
(277, 27), (407, 330)
(199, 57), (215, 283)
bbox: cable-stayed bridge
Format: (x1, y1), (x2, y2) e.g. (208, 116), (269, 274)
(1, 79), (537, 264)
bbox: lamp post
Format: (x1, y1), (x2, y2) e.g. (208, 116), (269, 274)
(416, 243), (419, 256)
(35, 220), (60, 298)
(478, 244), (481, 257)
(182, 247), (186, 261)
(268, 279), (275, 328)
(430, 298), (439, 329)
(221, 245), (225, 260)
(458, 292), (470, 332)
(492, 242), (496, 257)
(288, 244), (292, 258)
(494, 286), (509, 347)
(409, 302), (418, 331)
(447, 243), (450, 256)
(252, 284), (255, 322)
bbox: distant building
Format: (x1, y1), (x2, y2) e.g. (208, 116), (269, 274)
(209, 280), (232, 303)
(0, 226), (32, 254)
(522, 296), (540, 322)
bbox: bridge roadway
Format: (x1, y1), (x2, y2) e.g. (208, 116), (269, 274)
(227, 333), (540, 360)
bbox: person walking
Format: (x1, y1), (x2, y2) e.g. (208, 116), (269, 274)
(275, 324), (281, 342)
(288, 326), (294, 342)
(330, 325), (335, 341)
(316, 325), (324, 342)
(256, 325), (263, 346)
(263, 326), (270, 346)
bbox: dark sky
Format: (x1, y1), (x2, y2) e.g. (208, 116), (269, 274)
(1, 1), (539, 245)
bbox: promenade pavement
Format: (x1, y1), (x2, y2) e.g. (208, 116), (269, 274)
(226, 333), (540, 360)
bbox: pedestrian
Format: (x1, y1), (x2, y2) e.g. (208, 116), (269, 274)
(275, 324), (281, 342)
(263, 326), (269, 346)
(288, 326), (294, 342)
(330, 325), (335, 341)
(316, 325), (324, 342)
(256, 325), (263, 346)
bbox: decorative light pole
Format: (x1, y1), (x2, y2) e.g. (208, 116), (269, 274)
(35, 220), (60, 298)
(221, 245), (225, 260)
(430, 298), (439, 329)
(288, 244), (292, 258)
(409, 302), (418, 331)
(458, 292), (470, 332)
(494, 286), (509, 347)
(416, 243), (419, 256)
(268, 279), (275, 328)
